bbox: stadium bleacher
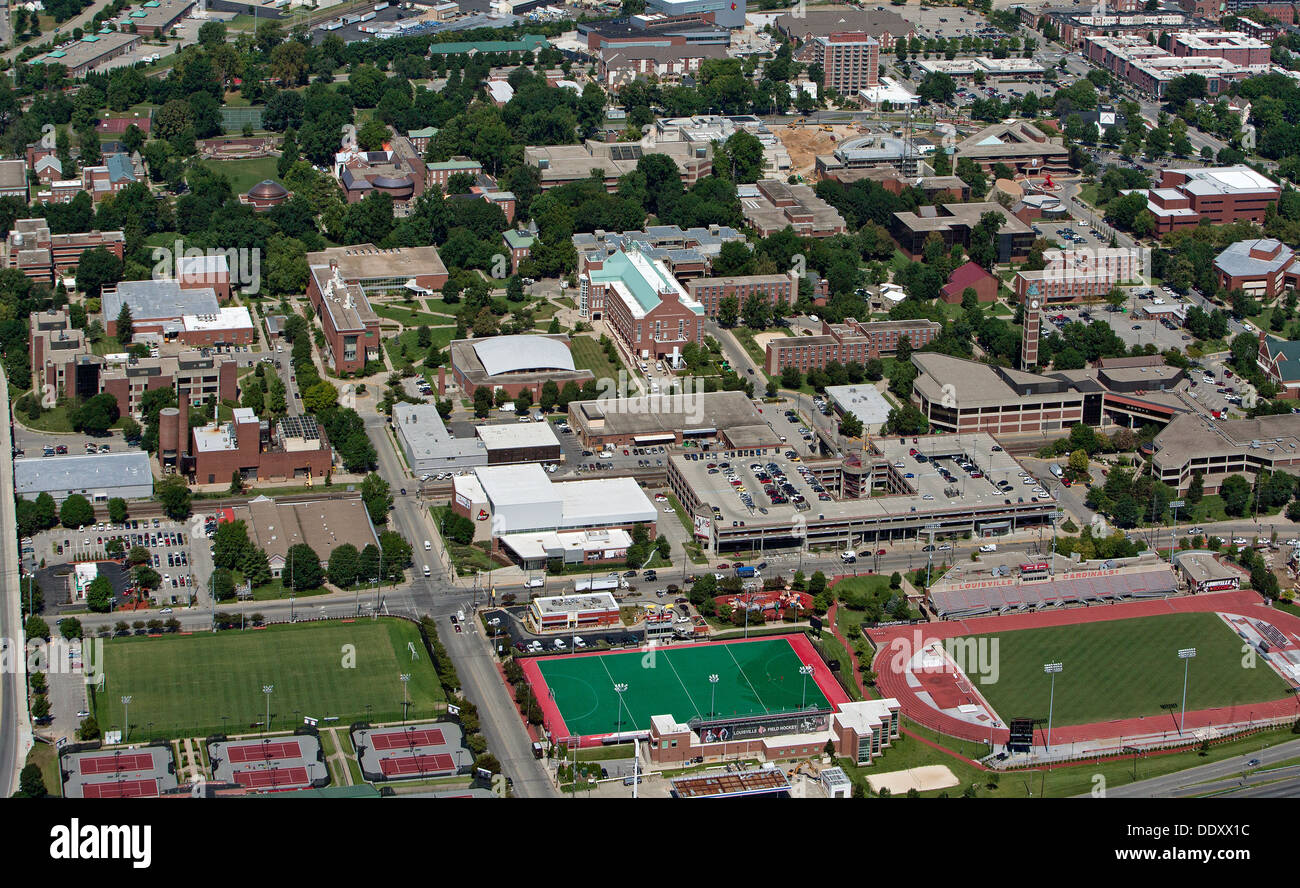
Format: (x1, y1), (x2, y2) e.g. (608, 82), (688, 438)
(930, 569), (1178, 619)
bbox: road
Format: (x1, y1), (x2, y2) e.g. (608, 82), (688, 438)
(1093, 736), (1300, 798)
(0, 368), (29, 797)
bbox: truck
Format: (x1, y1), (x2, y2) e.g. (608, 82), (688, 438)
(735, 566), (757, 578)
(1049, 464), (1064, 479)
(574, 575), (623, 592)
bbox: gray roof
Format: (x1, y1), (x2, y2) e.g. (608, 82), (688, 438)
(473, 335), (576, 377)
(1213, 238), (1295, 278)
(102, 280), (219, 323)
(15, 451), (153, 497)
(393, 402), (485, 463)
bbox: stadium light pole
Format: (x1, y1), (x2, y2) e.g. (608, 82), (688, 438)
(400, 673), (411, 724)
(121, 695), (132, 743)
(614, 682), (628, 740)
(1168, 500), (1184, 562)
(708, 673), (719, 719)
(1043, 662), (1062, 754)
(1178, 648), (1197, 736)
(799, 664), (814, 711)
(262, 684), (274, 735)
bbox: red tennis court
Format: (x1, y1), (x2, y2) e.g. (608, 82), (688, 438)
(371, 728), (445, 750)
(233, 767), (309, 789)
(80, 752), (155, 775)
(82, 778), (159, 798)
(379, 753), (455, 776)
(228, 740), (301, 763)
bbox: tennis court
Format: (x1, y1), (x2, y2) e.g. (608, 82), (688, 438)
(372, 728), (446, 750)
(229, 740), (301, 763)
(524, 636), (844, 741)
(80, 752), (156, 775)
(233, 767), (310, 789)
(82, 778), (159, 799)
(379, 753), (456, 776)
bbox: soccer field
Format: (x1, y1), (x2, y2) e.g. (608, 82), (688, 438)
(92, 620), (444, 740)
(962, 613), (1291, 727)
(533, 638), (831, 739)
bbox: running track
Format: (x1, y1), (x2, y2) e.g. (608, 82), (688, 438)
(868, 590), (1300, 746)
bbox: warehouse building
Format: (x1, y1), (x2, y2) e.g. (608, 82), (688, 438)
(392, 402), (563, 474)
(15, 451), (154, 503)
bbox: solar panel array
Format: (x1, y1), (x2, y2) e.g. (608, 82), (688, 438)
(279, 415), (321, 440)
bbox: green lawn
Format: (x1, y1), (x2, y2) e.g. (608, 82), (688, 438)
(191, 156), (280, 193)
(570, 335), (622, 382)
(533, 637), (829, 737)
(16, 402), (74, 433)
(961, 613), (1291, 728)
(91, 619), (444, 740)
(374, 303), (450, 328)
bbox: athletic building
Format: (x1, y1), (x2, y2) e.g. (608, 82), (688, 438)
(1150, 412), (1300, 494)
(449, 334), (594, 400)
(528, 592), (622, 633)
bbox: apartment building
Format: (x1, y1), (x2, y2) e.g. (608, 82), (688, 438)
(764, 318), (942, 375)
(1141, 166), (1281, 235)
(4, 219), (125, 283)
(797, 33), (880, 97)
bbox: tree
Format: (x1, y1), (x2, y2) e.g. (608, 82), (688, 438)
(59, 617), (82, 640)
(328, 543), (361, 588)
(72, 393), (120, 434)
(379, 531), (413, 580)
(107, 498), (128, 524)
(155, 474), (192, 520)
(473, 385), (493, 419)
(1067, 448), (1089, 481)
(77, 247), (123, 299)
(85, 575), (113, 613)
(212, 519), (253, 570)
(302, 380), (339, 413)
(840, 413), (864, 438)
(1220, 474), (1252, 517)
(25, 615), (49, 641)
(18, 763), (47, 798)
(285, 543), (323, 591)
(361, 472), (392, 525)
(59, 494), (94, 529)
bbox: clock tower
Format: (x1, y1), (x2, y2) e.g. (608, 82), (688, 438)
(1021, 294), (1041, 369)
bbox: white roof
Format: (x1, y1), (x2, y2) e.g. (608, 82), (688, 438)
(475, 421), (561, 451)
(177, 253), (229, 275)
(181, 306), (252, 332)
(472, 335), (576, 376)
(14, 451), (153, 496)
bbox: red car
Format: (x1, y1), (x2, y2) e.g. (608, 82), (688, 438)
(717, 563), (730, 570)
(876, 549), (887, 556)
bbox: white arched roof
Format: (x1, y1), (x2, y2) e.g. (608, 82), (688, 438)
(473, 336), (575, 376)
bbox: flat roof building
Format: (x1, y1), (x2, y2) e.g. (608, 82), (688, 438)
(15, 451), (153, 503)
(525, 139), (713, 192)
(740, 180), (847, 238)
(31, 31), (141, 77)
(1151, 412), (1300, 494)
(765, 317), (942, 376)
(953, 121), (1071, 177)
(579, 247), (705, 359)
(227, 495), (380, 577)
(568, 390), (781, 451)
(1137, 166), (1281, 235)
(1214, 238), (1300, 299)
(892, 201), (1033, 263)
(101, 281), (221, 340)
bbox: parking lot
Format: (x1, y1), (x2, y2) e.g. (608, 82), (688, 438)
(1041, 294), (1189, 355)
(24, 515), (208, 610)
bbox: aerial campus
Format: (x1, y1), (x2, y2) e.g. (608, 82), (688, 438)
(8, 0), (1300, 808)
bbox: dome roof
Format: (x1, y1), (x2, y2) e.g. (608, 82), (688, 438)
(248, 179), (288, 200)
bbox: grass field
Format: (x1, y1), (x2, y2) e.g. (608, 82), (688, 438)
(570, 335), (622, 382)
(92, 620), (444, 740)
(961, 613), (1291, 728)
(192, 156), (280, 193)
(533, 638), (830, 738)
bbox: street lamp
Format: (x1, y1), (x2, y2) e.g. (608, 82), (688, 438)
(262, 684), (274, 734)
(799, 664), (815, 711)
(1178, 648), (1197, 735)
(708, 673), (719, 719)
(400, 673), (411, 723)
(1043, 662), (1062, 753)
(120, 695), (132, 743)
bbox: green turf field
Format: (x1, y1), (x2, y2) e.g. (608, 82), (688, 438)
(535, 638), (830, 738)
(92, 620), (444, 740)
(962, 613), (1291, 727)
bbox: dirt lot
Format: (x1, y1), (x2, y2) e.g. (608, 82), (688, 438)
(777, 124), (867, 181)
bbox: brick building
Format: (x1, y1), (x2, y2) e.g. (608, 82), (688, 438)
(4, 219), (125, 284)
(306, 245), (449, 375)
(686, 273), (807, 318)
(161, 407), (333, 485)
(1214, 238), (1300, 298)
(797, 33), (880, 98)
(764, 318), (942, 375)
(892, 202), (1034, 263)
(1013, 247), (1143, 304)
(101, 349), (238, 418)
(1141, 166), (1280, 235)
(579, 247), (706, 358)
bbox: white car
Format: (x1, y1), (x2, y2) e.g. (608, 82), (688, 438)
(1286, 538), (1300, 547)
(979, 543), (997, 553)
(1232, 538), (1248, 545)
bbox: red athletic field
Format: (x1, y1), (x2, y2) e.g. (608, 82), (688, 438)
(228, 740), (301, 763)
(233, 767), (309, 789)
(379, 753), (456, 776)
(79, 752), (155, 775)
(869, 589), (1300, 746)
(82, 778), (158, 798)
(372, 728), (445, 750)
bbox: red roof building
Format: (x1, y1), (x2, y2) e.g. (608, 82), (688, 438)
(940, 261), (999, 304)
